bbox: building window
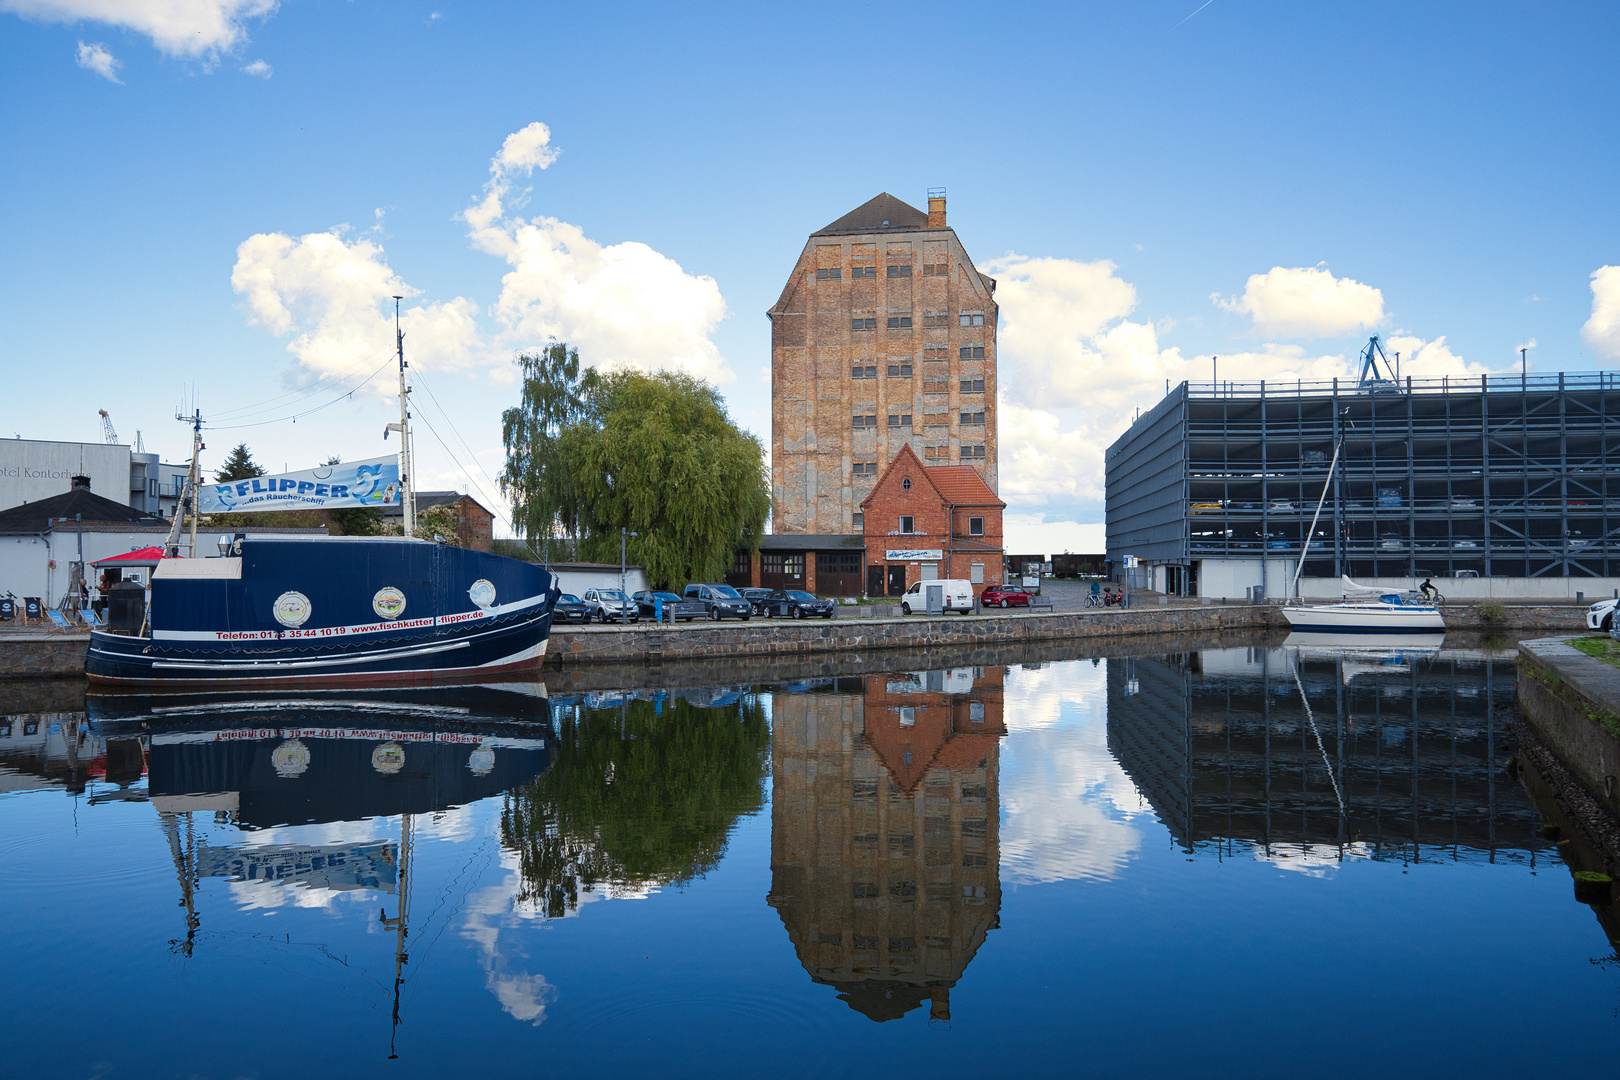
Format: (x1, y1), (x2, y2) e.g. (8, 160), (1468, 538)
(969, 700), (985, 722)
(886, 264), (913, 278)
(899, 515), (915, 533)
(815, 267), (842, 280)
(851, 365), (877, 379)
(923, 263), (948, 277)
(762, 552), (804, 577)
(969, 517), (984, 536)
(959, 345), (985, 360)
(886, 363), (913, 377)
(852, 265), (877, 279)
(147, 478), (159, 498)
(922, 376), (949, 391)
(960, 410), (985, 425)
(970, 561), (984, 583)
(853, 461), (878, 477)
(853, 414), (878, 428)
(960, 377), (985, 392)
(852, 512), (864, 528)
(173, 476), (186, 494)
(922, 310), (950, 327)
(960, 312), (985, 326)
(924, 445), (947, 459)
(733, 550), (751, 576)
(888, 413), (912, 428)
(852, 317), (877, 331)
(886, 315), (913, 329)
(960, 444), (986, 460)
(902, 477), (912, 491)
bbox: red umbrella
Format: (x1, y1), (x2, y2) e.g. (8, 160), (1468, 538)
(92, 546), (169, 568)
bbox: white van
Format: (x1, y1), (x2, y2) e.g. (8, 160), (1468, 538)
(900, 579), (976, 615)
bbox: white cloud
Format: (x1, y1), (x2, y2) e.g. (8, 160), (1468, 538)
(74, 39), (119, 81)
(1003, 514), (1102, 556)
(5, 0), (277, 58)
(1214, 265), (1384, 338)
(240, 58), (270, 78)
(465, 123), (733, 384)
(986, 254), (1349, 520)
(1381, 333), (1485, 379)
(1581, 265), (1620, 360)
(231, 227), (484, 382)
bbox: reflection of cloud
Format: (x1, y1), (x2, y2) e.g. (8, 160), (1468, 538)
(999, 663), (1148, 885)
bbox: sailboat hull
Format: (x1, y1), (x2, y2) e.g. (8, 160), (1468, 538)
(1281, 602), (1446, 633)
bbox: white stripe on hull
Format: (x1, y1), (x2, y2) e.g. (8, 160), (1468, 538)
(1281, 603), (1446, 632)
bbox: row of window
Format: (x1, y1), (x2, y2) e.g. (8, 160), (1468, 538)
(961, 411), (985, 425)
(816, 264), (952, 281)
(848, 367), (987, 391)
(853, 414), (987, 430)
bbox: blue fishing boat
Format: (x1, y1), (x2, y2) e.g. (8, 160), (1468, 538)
(86, 305), (558, 688)
(85, 536), (558, 687)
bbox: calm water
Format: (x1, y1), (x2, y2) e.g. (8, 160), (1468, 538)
(2, 637), (1616, 1079)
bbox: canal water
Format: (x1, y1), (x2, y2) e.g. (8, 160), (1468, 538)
(1, 635), (1615, 1078)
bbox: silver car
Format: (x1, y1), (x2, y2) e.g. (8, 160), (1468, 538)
(582, 588), (639, 624)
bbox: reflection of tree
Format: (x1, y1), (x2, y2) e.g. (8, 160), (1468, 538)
(500, 696), (769, 917)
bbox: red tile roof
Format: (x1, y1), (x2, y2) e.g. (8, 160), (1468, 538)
(923, 465), (1003, 507)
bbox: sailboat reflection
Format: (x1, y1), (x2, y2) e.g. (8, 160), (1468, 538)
(90, 685), (554, 1054)
(769, 667), (1006, 1023)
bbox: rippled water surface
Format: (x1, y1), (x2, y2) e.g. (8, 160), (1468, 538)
(2, 637), (1616, 1079)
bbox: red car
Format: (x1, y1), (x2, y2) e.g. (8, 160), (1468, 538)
(979, 585), (1032, 608)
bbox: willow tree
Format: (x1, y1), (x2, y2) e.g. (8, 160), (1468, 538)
(499, 343), (593, 561)
(553, 369), (769, 589)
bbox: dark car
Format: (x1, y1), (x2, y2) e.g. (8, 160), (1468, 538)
(764, 589), (835, 619)
(682, 582), (752, 620)
(554, 593), (590, 623)
(740, 587), (775, 616)
(632, 591), (683, 618)
(979, 584), (1031, 608)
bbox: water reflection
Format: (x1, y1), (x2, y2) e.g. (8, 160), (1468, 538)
(1107, 641), (1535, 864)
(768, 666), (1005, 1023)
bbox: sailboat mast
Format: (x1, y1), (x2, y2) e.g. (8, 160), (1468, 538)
(1291, 416), (1345, 599)
(394, 297), (415, 539)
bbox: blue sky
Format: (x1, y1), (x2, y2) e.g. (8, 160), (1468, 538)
(2, 1), (1617, 550)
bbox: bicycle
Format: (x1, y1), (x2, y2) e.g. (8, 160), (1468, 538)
(1418, 588), (1445, 605)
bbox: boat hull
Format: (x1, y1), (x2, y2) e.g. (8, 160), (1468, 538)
(1281, 603), (1446, 633)
(85, 537), (558, 688)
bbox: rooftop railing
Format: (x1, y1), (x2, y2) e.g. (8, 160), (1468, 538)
(1184, 370), (1620, 399)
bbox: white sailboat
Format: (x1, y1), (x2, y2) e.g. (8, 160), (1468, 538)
(1281, 577), (1446, 632)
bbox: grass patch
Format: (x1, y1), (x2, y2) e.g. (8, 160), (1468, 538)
(1478, 597), (1507, 622)
(1572, 636), (1620, 668)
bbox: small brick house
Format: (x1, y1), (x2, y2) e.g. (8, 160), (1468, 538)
(860, 444), (1004, 598)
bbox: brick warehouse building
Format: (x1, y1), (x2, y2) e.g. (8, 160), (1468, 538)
(769, 191), (999, 535)
(860, 445), (1004, 598)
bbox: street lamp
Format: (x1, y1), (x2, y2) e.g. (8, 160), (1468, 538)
(620, 528), (638, 624)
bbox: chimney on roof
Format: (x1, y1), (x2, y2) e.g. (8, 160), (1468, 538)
(927, 188), (946, 227)
(71, 474), (91, 491)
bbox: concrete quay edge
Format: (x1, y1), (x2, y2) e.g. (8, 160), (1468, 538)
(1516, 635), (1620, 823)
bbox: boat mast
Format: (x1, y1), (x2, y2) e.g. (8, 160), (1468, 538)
(163, 408), (204, 558)
(1290, 408), (1348, 600)
(393, 297), (415, 539)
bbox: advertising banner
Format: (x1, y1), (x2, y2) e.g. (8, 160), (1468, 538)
(886, 549), (943, 561)
(198, 456), (401, 514)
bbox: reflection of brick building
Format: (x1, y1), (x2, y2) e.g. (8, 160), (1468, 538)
(768, 667), (1005, 1022)
(769, 191), (999, 535)
(861, 444), (1004, 599)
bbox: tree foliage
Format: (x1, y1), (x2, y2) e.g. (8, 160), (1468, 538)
(416, 504), (464, 546)
(213, 442), (264, 483)
(500, 343), (590, 561)
(499, 695), (769, 918)
(557, 369), (768, 589)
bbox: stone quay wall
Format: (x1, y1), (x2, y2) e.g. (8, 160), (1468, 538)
(1516, 636), (1620, 823)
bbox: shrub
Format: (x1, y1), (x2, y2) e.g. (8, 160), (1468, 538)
(1478, 598), (1507, 623)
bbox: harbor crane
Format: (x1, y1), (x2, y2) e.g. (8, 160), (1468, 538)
(98, 409), (118, 444)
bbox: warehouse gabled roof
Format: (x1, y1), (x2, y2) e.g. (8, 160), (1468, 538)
(812, 192), (930, 236)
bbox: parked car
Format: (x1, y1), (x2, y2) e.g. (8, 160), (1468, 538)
(1454, 539), (1479, 550)
(582, 588), (639, 623)
(979, 584), (1031, 608)
(1379, 536), (1407, 550)
(1449, 498), (1478, 510)
(763, 589), (834, 619)
(683, 582), (753, 620)
(899, 579), (975, 615)
(554, 593), (590, 623)
(632, 590), (682, 618)
(1588, 597), (1620, 631)
(740, 587), (775, 615)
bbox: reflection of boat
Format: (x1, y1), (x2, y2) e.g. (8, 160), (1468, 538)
(1283, 631), (1445, 664)
(1281, 578), (1445, 632)
(91, 688), (554, 829)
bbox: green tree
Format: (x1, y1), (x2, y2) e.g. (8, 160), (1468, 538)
(213, 442), (264, 483)
(499, 694), (769, 918)
(552, 369), (768, 589)
(500, 343), (593, 562)
(416, 503), (464, 546)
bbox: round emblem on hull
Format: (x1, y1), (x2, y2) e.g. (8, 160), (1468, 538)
(371, 742), (406, 774)
(273, 591), (312, 627)
(373, 587), (407, 620)
(468, 579), (497, 608)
